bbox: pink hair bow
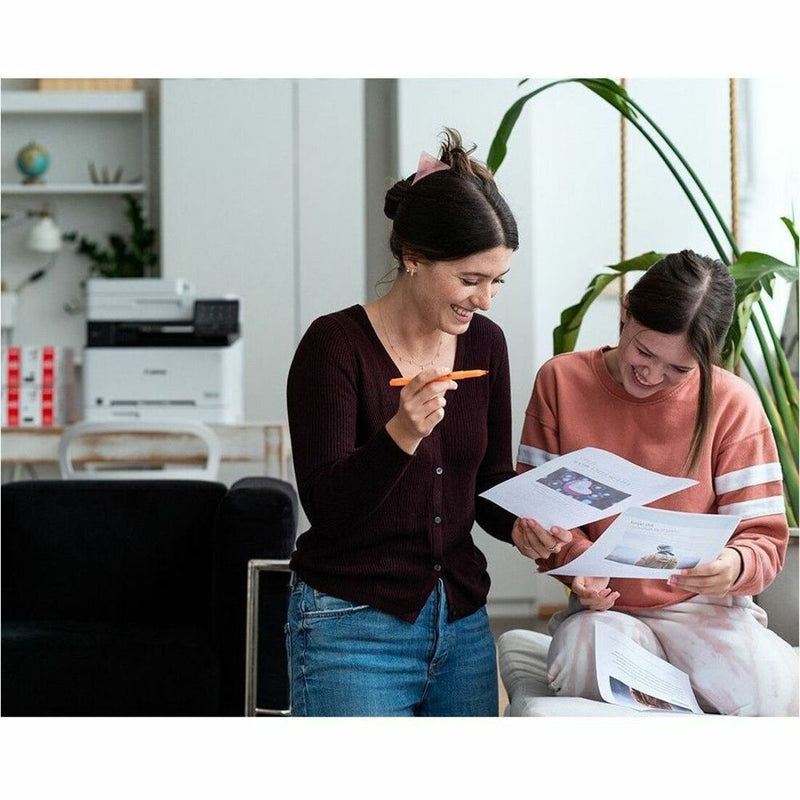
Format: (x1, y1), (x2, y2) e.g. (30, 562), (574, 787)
(411, 151), (450, 184)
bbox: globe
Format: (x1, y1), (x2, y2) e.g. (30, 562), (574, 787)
(16, 142), (50, 183)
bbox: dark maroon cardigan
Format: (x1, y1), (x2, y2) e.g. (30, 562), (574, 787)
(286, 305), (516, 622)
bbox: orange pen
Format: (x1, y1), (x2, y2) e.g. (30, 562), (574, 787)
(389, 369), (489, 387)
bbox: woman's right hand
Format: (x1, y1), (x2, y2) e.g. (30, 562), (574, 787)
(385, 368), (458, 454)
(571, 576), (620, 611)
(512, 517), (572, 560)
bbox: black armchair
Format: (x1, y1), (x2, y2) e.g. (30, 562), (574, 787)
(1, 476), (297, 716)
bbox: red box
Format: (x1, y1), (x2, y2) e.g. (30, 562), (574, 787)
(2, 383), (76, 427)
(2, 346), (75, 388)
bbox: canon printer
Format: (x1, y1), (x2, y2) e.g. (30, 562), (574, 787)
(82, 278), (243, 423)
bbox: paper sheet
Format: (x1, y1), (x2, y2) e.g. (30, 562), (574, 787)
(479, 447), (697, 530)
(545, 505), (740, 577)
(594, 620), (704, 713)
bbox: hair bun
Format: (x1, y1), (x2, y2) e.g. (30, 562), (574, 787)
(384, 178), (411, 221)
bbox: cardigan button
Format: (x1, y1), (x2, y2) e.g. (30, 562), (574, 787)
(433, 563), (442, 572)
(434, 515), (441, 524)
(435, 467), (443, 475)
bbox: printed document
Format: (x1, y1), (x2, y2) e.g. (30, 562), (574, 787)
(594, 620), (704, 713)
(479, 447), (696, 530)
(545, 505), (740, 577)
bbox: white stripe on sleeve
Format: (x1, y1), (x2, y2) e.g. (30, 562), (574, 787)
(516, 444), (559, 467)
(717, 495), (786, 520)
(714, 462), (782, 495)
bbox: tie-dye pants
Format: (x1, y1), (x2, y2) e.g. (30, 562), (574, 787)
(547, 594), (799, 716)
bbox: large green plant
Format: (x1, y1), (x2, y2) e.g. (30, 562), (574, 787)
(488, 79), (798, 525)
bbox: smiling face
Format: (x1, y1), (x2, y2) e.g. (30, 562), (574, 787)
(405, 246), (513, 333)
(607, 311), (698, 398)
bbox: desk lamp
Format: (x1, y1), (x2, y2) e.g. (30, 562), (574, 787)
(1, 206), (63, 346)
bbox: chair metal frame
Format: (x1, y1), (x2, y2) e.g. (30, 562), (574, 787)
(245, 558), (292, 717)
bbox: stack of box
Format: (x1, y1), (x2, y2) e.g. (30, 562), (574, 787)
(2, 346), (77, 427)
(37, 79), (135, 91)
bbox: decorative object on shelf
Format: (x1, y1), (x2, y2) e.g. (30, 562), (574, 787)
(26, 206), (63, 253)
(0, 205), (63, 345)
(88, 162), (124, 184)
(15, 142), (50, 184)
(37, 78), (135, 91)
(489, 78), (799, 527)
(63, 193), (158, 279)
(1, 204), (64, 253)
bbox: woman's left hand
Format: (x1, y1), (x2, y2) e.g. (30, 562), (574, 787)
(667, 547), (742, 596)
(571, 575), (620, 611)
(511, 517), (572, 560)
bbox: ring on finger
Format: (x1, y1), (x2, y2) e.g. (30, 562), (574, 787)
(548, 543), (559, 553)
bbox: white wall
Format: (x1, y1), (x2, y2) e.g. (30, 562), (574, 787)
(160, 79), (294, 428)
(159, 79), (365, 428)
(738, 79), (800, 352)
(296, 80), (366, 334)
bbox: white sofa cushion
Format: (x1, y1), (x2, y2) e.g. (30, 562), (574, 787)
(497, 629), (656, 717)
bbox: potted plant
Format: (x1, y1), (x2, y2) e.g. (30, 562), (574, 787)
(488, 78), (798, 642)
(63, 193), (158, 279)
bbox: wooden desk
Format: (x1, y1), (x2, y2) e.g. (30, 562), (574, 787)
(1, 422), (292, 482)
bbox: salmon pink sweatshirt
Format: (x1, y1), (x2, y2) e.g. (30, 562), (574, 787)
(517, 348), (788, 610)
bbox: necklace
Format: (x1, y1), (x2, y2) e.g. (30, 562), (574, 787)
(377, 299), (444, 371)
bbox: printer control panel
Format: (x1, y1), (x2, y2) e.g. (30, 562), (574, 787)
(193, 299), (240, 336)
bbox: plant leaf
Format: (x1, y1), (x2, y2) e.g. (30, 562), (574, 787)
(730, 251), (798, 295)
(741, 351), (799, 522)
(487, 79), (575, 173)
(781, 216), (799, 252)
(722, 251), (798, 368)
(723, 289), (758, 370)
(750, 314), (799, 463)
(553, 251), (665, 354)
(575, 78), (639, 123)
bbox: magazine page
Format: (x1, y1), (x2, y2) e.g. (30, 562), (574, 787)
(479, 447), (697, 530)
(594, 620), (704, 713)
(545, 506), (740, 577)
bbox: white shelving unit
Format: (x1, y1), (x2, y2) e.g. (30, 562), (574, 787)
(1, 91), (146, 114)
(1, 183), (147, 195)
(1, 89), (149, 193)
(1, 88), (153, 352)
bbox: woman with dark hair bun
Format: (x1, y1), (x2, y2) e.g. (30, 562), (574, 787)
(285, 128), (531, 716)
(513, 249), (798, 715)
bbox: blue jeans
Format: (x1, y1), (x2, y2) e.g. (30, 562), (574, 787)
(286, 578), (498, 716)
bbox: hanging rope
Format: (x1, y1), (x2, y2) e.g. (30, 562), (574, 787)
(729, 78), (739, 260)
(619, 77), (627, 299)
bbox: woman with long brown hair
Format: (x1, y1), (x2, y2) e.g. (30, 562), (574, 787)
(513, 250), (798, 715)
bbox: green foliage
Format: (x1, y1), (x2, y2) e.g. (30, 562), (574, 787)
(63, 194), (158, 278)
(553, 252), (665, 354)
(490, 79), (799, 525)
